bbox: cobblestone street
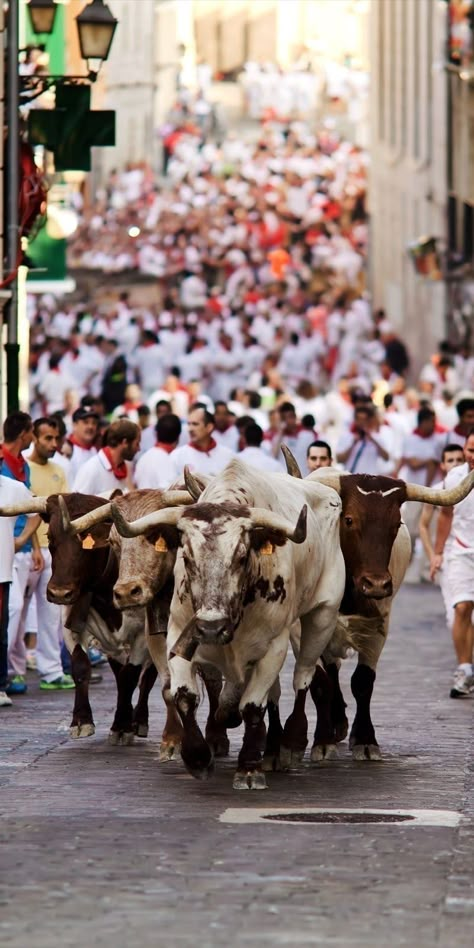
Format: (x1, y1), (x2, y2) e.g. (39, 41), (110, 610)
(1, 583), (474, 948)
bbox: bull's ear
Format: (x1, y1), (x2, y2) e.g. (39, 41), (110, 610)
(110, 489), (123, 500)
(145, 525), (180, 552)
(78, 521), (112, 550)
(250, 527), (288, 552)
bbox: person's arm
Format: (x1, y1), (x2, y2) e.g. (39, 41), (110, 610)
(366, 431), (389, 462)
(30, 532), (44, 572)
(418, 503), (436, 560)
(336, 434), (359, 465)
(430, 505), (453, 580)
(14, 514), (41, 552)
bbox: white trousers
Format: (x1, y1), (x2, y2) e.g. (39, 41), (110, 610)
(7, 551), (32, 676)
(22, 548), (63, 682)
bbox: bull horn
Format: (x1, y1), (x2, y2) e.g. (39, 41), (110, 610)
(67, 502), (114, 536)
(249, 504), (307, 544)
(184, 466), (204, 501)
(0, 496), (48, 516)
(281, 444), (303, 478)
(58, 494), (71, 534)
(308, 470), (343, 494)
(160, 489), (195, 507)
(405, 469), (474, 505)
(111, 502), (183, 538)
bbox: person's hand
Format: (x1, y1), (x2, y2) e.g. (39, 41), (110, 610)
(430, 553), (442, 581)
(32, 549), (44, 572)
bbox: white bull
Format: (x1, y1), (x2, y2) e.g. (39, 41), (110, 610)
(111, 459), (345, 790)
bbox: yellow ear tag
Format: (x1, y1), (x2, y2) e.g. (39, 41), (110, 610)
(82, 534), (95, 550)
(154, 536), (168, 553)
(260, 541), (274, 556)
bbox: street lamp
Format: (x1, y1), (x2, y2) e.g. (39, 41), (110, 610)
(26, 0), (57, 35)
(76, 0), (118, 72)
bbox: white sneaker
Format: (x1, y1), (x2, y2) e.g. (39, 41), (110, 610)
(450, 668), (474, 699)
(0, 690), (13, 707)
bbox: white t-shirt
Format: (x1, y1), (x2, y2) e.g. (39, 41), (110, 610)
(238, 447), (283, 473)
(336, 427), (393, 475)
(72, 450), (131, 494)
(0, 477), (35, 582)
(170, 442), (234, 479)
(134, 447), (176, 490)
(399, 432), (443, 485)
(445, 462), (474, 554)
(69, 443), (98, 482)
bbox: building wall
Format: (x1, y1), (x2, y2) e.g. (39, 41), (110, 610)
(369, 0), (447, 376)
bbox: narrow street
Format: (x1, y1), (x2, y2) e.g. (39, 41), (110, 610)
(1, 583), (473, 948)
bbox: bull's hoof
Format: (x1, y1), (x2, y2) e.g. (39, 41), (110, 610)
(108, 729), (134, 746)
(262, 753), (281, 772)
(70, 723), (95, 739)
(279, 744), (305, 771)
(352, 743), (382, 761)
(334, 720), (349, 743)
(310, 742), (338, 763)
(159, 740), (181, 761)
(183, 757), (215, 781)
(233, 769), (267, 790)
(206, 735), (230, 758)
(134, 722), (149, 738)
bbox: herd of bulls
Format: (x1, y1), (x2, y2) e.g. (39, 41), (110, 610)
(2, 452), (473, 790)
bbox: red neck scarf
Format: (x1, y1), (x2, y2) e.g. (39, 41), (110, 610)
(102, 447), (128, 480)
(2, 447), (27, 482)
(156, 442), (175, 454)
(189, 437), (217, 454)
(69, 435), (95, 451)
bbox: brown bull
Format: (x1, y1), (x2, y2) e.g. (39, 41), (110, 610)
(282, 446), (474, 760)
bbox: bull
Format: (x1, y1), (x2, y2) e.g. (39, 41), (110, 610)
(67, 488), (231, 761)
(0, 489), (189, 746)
(110, 459), (346, 789)
(282, 445), (474, 760)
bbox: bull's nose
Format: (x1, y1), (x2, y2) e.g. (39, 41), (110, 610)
(358, 575), (392, 599)
(195, 618), (230, 641)
(114, 583), (143, 606)
(47, 586), (77, 605)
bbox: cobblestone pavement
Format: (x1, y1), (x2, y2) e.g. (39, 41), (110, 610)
(1, 583), (474, 948)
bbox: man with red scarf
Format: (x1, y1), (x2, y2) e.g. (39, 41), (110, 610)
(447, 397), (474, 448)
(73, 420), (140, 494)
(23, 418), (73, 691)
(170, 404), (234, 479)
(2, 412), (43, 696)
(134, 413), (181, 490)
(67, 407), (100, 482)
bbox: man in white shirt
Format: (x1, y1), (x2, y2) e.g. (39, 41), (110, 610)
(239, 423), (282, 473)
(270, 402), (316, 473)
(336, 403), (391, 475)
(135, 414), (181, 490)
(213, 402), (239, 453)
(397, 407), (444, 564)
(0, 474), (40, 707)
(67, 406), (99, 481)
(432, 431), (474, 698)
(170, 404), (234, 479)
(73, 420), (140, 494)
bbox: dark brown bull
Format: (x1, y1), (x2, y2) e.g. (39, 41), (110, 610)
(45, 492), (156, 744)
(282, 446), (474, 760)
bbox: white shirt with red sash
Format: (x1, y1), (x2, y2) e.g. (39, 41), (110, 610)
(72, 449), (131, 494)
(134, 444), (176, 490)
(170, 440), (234, 479)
